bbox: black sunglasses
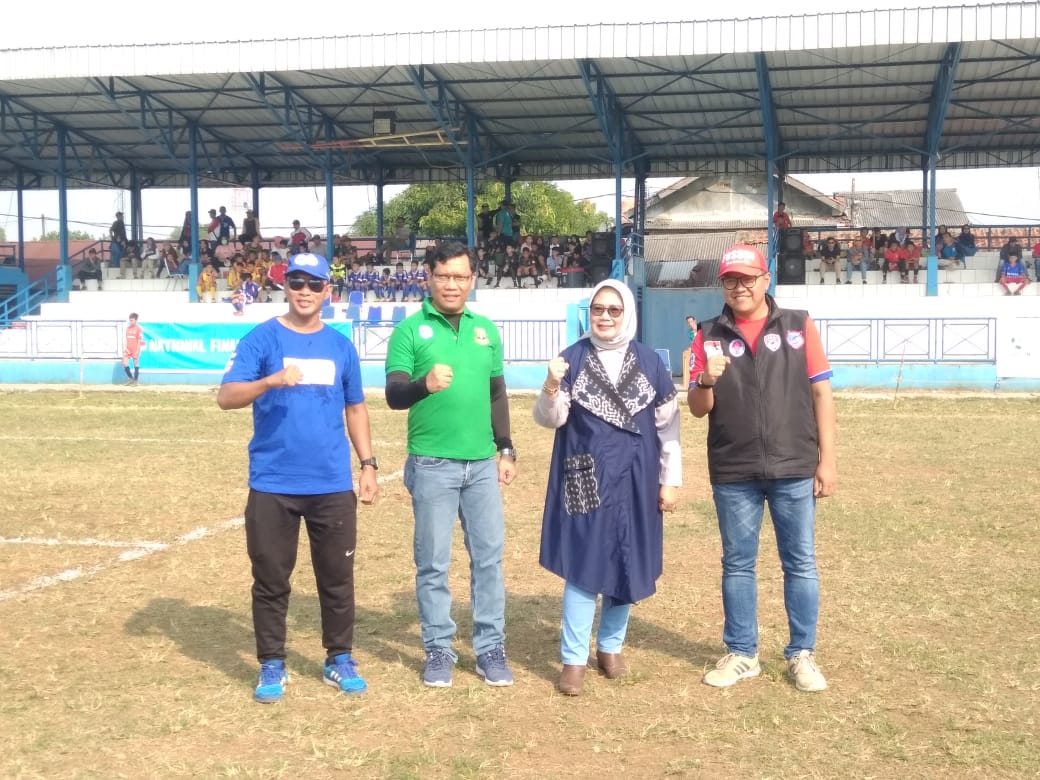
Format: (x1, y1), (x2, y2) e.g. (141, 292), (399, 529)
(287, 276), (326, 293)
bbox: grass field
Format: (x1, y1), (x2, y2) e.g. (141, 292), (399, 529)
(1, 389), (1038, 779)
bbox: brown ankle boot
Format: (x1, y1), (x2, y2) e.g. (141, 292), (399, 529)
(596, 651), (628, 679)
(559, 664), (586, 695)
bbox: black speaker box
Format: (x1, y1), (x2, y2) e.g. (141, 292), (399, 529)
(780, 228), (804, 255)
(777, 253), (806, 285)
(587, 263), (611, 285)
(591, 232), (613, 263)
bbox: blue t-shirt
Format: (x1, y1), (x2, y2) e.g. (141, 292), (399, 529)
(221, 318), (364, 495)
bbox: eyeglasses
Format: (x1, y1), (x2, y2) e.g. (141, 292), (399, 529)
(432, 272), (473, 285)
(590, 304), (624, 318)
(287, 277), (326, 293)
(721, 273), (767, 291)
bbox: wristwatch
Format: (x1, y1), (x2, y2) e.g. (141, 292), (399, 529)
(694, 372), (715, 390)
(498, 447), (517, 461)
(359, 457), (379, 470)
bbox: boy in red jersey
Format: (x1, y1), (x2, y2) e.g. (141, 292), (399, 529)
(123, 313), (143, 386)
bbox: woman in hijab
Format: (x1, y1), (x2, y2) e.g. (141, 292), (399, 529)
(533, 279), (682, 695)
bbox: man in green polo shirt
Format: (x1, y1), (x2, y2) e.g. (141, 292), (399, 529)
(385, 241), (518, 689)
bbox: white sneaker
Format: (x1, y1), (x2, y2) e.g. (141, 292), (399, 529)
(703, 653), (760, 688)
(787, 650), (827, 692)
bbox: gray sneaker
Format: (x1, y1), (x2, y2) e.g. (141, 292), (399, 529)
(422, 649), (454, 688)
(475, 645), (514, 687)
(787, 650), (827, 692)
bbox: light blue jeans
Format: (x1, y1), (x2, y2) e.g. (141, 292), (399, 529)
(560, 582), (631, 665)
(403, 455), (506, 661)
(712, 478), (819, 659)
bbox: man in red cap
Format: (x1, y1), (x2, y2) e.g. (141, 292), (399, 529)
(687, 244), (837, 694)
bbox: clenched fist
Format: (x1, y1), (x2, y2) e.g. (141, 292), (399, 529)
(425, 363), (454, 393)
(545, 356), (569, 390)
(268, 364), (303, 388)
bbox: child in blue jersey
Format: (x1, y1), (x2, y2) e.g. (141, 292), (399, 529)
(379, 267), (393, 301)
(348, 261), (364, 294)
(393, 262), (409, 301)
(408, 260), (428, 301)
(363, 261), (381, 300)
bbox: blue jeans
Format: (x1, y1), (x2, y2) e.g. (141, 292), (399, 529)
(560, 582), (631, 665)
(845, 259), (868, 282)
(403, 455), (506, 660)
(712, 478), (819, 659)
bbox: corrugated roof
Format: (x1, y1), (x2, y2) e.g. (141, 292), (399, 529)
(833, 189), (969, 228)
(0, 5), (1038, 190)
(643, 232), (737, 286)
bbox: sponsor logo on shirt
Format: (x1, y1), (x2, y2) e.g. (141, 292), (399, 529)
(728, 339), (746, 358)
(282, 357), (336, 385)
(473, 327), (490, 346)
(704, 340), (724, 358)
(786, 330), (805, 350)
(418, 324), (434, 340)
(764, 333), (781, 352)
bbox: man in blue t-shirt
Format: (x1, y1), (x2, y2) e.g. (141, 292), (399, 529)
(218, 252), (379, 704)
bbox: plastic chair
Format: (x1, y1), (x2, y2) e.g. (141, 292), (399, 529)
(348, 290), (364, 306)
(391, 305), (406, 323)
(345, 304), (361, 321)
(655, 348), (672, 373)
(366, 305), (382, 323)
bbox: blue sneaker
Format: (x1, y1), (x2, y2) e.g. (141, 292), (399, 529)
(323, 652), (367, 695)
(255, 659), (288, 703)
(476, 645), (514, 687)
(422, 649), (454, 688)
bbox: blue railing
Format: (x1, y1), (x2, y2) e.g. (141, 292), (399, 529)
(816, 317), (996, 363)
(0, 270), (59, 327)
(351, 318), (567, 363)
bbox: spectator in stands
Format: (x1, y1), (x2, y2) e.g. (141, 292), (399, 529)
(78, 248), (104, 291)
(179, 210), (194, 245)
(956, 225), (977, 259)
(476, 204), (493, 246)
(1000, 237), (1023, 264)
(845, 230), (870, 284)
(686, 314), (698, 342)
(493, 243), (519, 289)
(902, 238), (922, 283)
(309, 235), (327, 260)
(196, 262), (218, 302)
(872, 228), (888, 270)
(206, 209), (220, 241)
(888, 226), (909, 246)
(329, 255), (348, 301)
(407, 259), (428, 301)
(122, 312), (143, 386)
(214, 237), (236, 269)
(475, 246), (491, 285)
(290, 220), (312, 251)
(363, 260), (381, 300)
(883, 239), (904, 283)
(140, 238), (160, 278)
(934, 225), (949, 250)
(217, 206), (236, 243)
(818, 237), (842, 284)
(997, 253), (1030, 295)
(336, 235), (356, 262)
(772, 201), (792, 231)
(266, 251), (287, 297)
(801, 231), (815, 263)
(109, 211), (128, 270)
(238, 209), (261, 243)
(533, 279), (681, 696)
(938, 233), (966, 270)
(121, 243), (143, 280)
(517, 246), (541, 288)
(392, 262), (408, 301)
(1031, 239), (1040, 278)
(160, 244), (182, 278)
(494, 200), (515, 247)
(379, 267), (394, 301)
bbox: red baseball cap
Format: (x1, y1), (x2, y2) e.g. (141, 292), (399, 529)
(719, 244), (768, 277)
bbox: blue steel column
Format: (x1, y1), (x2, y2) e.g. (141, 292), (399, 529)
(756, 53), (781, 295)
(465, 116), (476, 247)
(375, 167), (384, 252)
(613, 115), (624, 277)
(57, 127), (70, 302)
(251, 166), (261, 223)
(324, 120), (335, 261)
(129, 168), (142, 243)
(187, 124), (200, 303)
(16, 172), (25, 272)
(927, 156), (938, 296)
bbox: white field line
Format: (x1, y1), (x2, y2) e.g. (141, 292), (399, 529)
(0, 436), (405, 447)
(0, 470), (403, 604)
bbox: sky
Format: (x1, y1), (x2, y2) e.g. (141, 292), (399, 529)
(3, 1), (1038, 240)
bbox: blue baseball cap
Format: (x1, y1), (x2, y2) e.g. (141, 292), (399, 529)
(285, 252), (330, 281)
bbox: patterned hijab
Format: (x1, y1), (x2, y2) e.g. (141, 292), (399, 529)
(584, 279), (637, 351)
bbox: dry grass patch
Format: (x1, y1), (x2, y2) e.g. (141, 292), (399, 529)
(0, 391), (1037, 778)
